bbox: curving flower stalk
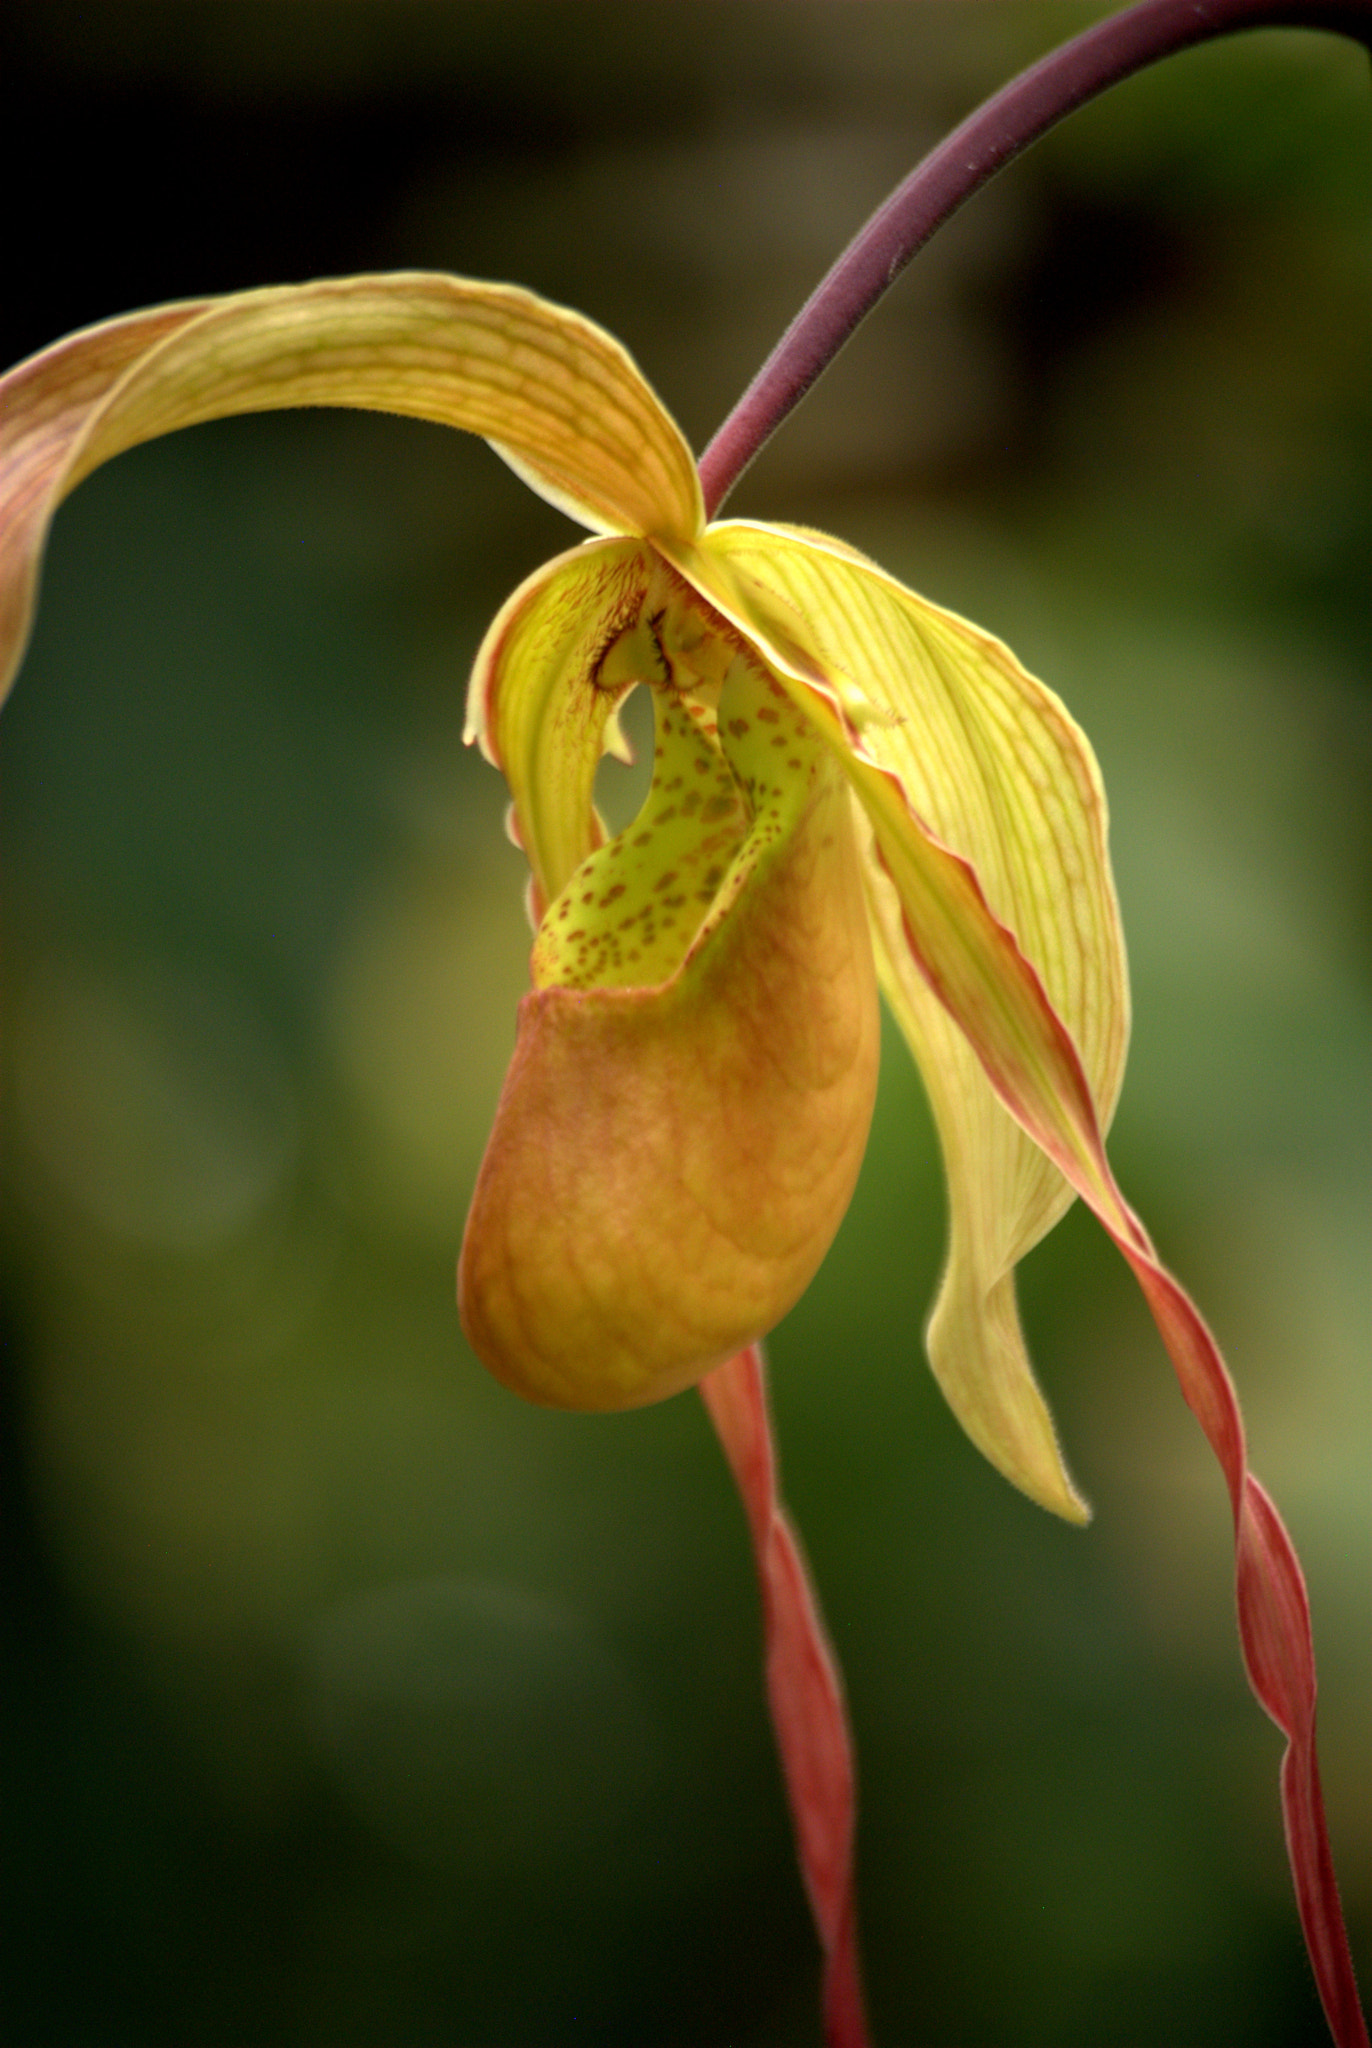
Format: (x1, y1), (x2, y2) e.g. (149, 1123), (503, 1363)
(1, 21), (1367, 2028)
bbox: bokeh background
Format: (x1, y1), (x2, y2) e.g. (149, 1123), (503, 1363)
(2, 5), (1369, 2043)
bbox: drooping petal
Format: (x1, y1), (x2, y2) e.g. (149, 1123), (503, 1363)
(664, 522), (1127, 1519)
(700, 1345), (869, 2048)
(1121, 1272), (1369, 2048)
(670, 527), (1369, 2048)
(459, 660), (880, 1411)
(863, 861), (1094, 1521)
(0, 274), (703, 705)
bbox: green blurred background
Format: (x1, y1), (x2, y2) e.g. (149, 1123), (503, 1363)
(2, 5), (1369, 2042)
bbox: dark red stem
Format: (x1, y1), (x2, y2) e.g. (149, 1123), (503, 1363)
(698, 0), (1372, 516)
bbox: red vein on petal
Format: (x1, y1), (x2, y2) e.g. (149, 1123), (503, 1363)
(700, 1346), (869, 2048)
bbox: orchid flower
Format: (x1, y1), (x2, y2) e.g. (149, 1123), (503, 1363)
(1, 266), (1365, 2048)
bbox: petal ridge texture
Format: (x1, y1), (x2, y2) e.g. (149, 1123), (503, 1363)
(0, 274), (701, 704)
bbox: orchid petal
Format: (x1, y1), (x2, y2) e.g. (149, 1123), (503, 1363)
(0, 274), (703, 705)
(863, 867), (1094, 1521)
(464, 534), (656, 918)
(700, 1345), (869, 2048)
(663, 523), (1127, 1518)
(670, 525), (1368, 2048)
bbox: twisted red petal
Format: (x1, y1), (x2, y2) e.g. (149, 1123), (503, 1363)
(1122, 1252), (1369, 2048)
(700, 1345), (869, 2048)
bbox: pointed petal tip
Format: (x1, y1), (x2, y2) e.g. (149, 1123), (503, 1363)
(925, 1266), (1092, 1527)
(974, 1432), (1092, 1525)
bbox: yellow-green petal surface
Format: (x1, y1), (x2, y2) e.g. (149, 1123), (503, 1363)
(464, 535), (656, 918)
(0, 274), (702, 705)
(668, 522), (1130, 1520)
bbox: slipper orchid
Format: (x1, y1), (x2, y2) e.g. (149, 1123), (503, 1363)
(0, 273), (1123, 1509)
(1, 273), (1364, 2048)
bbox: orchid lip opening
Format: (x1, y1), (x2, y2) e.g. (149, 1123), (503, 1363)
(458, 587), (882, 1413)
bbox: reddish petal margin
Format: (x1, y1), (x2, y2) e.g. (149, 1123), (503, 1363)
(1123, 1250), (1369, 2048)
(843, 788), (1369, 2045)
(700, 1346), (869, 2048)
(882, 862), (1369, 2047)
